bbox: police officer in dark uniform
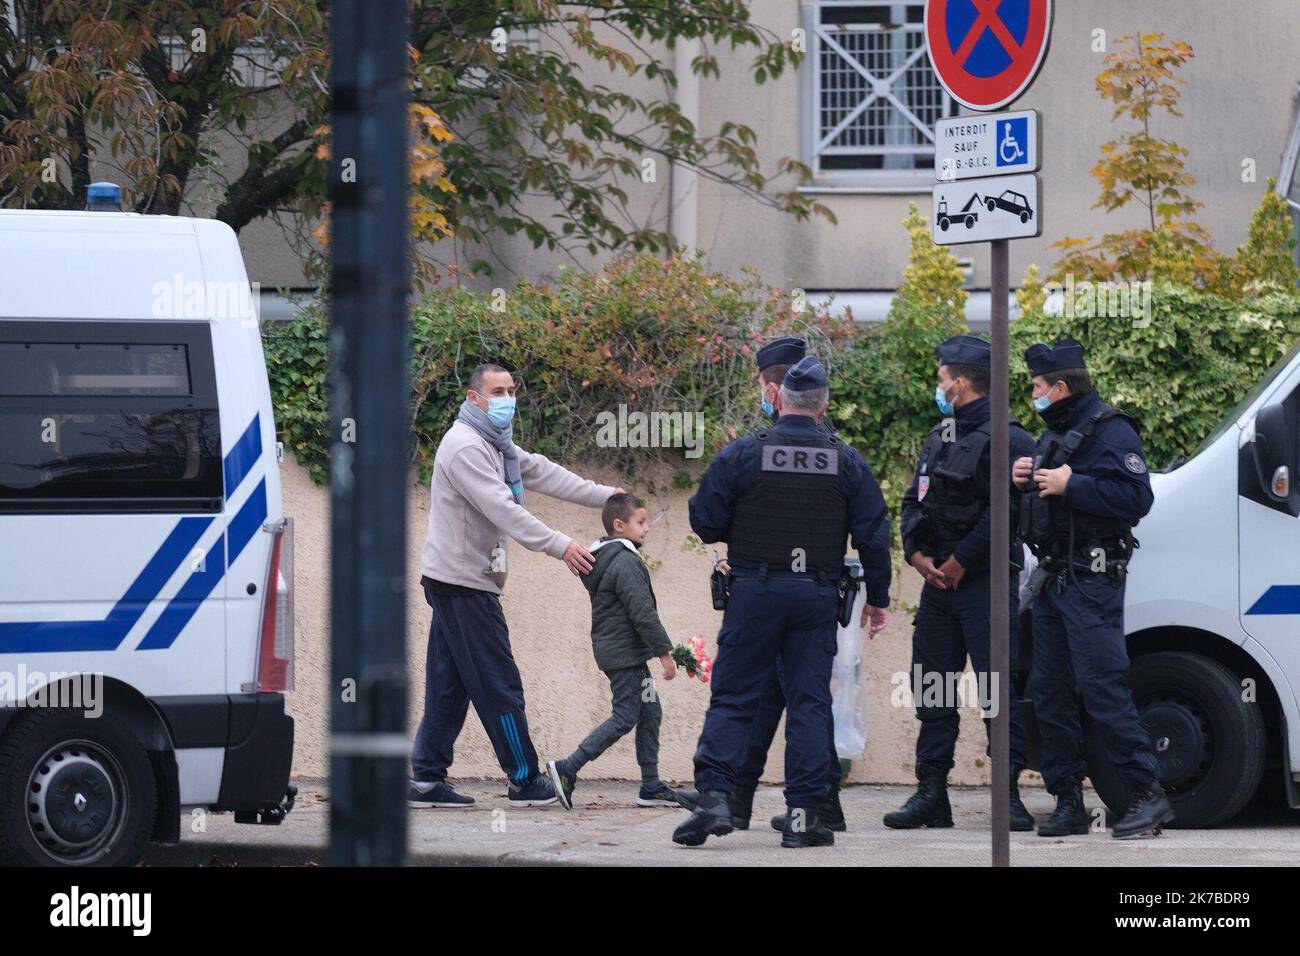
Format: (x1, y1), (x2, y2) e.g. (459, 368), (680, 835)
(724, 337), (851, 833)
(673, 357), (892, 848)
(886, 334), (1037, 831)
(1013, 338), (1172, 839)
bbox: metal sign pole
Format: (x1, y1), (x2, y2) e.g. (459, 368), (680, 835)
(923, 0), (1052, 871)
(327, 0), (410, 866)
(990, 239), (1011, 867)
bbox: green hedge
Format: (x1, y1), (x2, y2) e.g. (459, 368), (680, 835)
(264, 256), (1300, 520)
(1009, 284), (1300, 471)
(263, 255), (855, 486)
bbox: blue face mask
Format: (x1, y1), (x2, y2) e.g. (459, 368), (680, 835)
(1033, 392), (1054, 413)
(759, 387), (776, 420)
(934, 385), (954, 416)
(486, 395), (516, 428)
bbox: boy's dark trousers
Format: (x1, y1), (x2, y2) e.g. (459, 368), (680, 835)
(411, 580), (541, 785)
(565, 663), (661, 778)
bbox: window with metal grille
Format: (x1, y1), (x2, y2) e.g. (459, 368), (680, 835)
(803, 1), (957, 187)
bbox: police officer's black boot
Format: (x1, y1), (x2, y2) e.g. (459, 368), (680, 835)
(1009, 771), (1035, 832)
(728, 787), (755, 830)
(1037, 780), (1090, 837)
(769, 787), (848, 833)
(820, 785), (848, 832)
(671, 790), (734, 846)
(780, 806), (835, 848)
(676, 787), (755, 829)
(1111, 781), (1174, 839)
(882, 772), (953, 829)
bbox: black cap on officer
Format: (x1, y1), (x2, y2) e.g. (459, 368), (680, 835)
(783, 356), (828, 391)
(756, 337), (806, 371)
(1025, 338), (1087, 376)
(935, 334), (992, 369)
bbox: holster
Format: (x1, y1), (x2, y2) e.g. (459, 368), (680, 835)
(837, 565), (864, 628)
(1023, 564), (1052, 601)
(710, 563), (730, 611)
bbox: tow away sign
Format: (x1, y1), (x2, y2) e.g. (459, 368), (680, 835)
(936, 110), (1039, 181)
(932, 172), (1042, 245)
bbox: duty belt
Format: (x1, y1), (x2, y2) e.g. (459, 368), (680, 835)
(729, 560), (839, 586)
(1042, 548), (1130, 582)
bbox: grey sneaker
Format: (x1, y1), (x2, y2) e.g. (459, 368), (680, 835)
(508, 774), (559, 807)
(636, 781), (682, 808)
(408, 780), (475, 809)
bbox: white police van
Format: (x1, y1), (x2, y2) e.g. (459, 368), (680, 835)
(0, 185), (295, 866)
(1020, 340), (1300, 828)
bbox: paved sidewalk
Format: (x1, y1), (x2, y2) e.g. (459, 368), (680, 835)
(143, 779), (1300, 866)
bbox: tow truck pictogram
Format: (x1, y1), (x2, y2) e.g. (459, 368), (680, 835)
(936, 193), (982, 231)
(937, 188), (1035, 231)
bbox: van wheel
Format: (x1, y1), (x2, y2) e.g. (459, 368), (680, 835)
(1086, 652), (1265, 829)
(0, 709), (156, 866)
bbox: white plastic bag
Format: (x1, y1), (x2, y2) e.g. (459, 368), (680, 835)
(830, 576), (869, 759)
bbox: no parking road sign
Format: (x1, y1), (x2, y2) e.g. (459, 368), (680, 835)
(925, 0), (1053, 112)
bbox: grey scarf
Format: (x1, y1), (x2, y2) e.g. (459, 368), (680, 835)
(457, 399), (525, 504)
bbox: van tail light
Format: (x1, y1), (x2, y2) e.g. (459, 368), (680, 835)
(256, 518), (295, 693)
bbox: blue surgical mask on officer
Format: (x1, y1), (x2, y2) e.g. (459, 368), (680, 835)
(759, 385), (776, 420)
(1033, 381), (1059, 414)
(486, 395), (516, 427)
(935, 384), (955, 416)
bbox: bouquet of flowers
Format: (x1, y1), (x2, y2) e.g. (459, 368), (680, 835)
(671, 633), (714, 684)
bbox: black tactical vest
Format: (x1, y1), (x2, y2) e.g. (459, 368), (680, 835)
(917, 421), (989, 554)
(1020, 404), (1138, 557)
(727, 427), (849, 571)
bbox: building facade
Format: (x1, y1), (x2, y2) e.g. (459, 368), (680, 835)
(228, 1), (1300, 320)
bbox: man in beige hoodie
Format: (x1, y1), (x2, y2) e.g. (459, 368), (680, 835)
(409, 364), (621, 808)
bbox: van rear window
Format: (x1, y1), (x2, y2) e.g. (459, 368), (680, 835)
(0, 321), (222, 514)
(0, 343), (191, 396)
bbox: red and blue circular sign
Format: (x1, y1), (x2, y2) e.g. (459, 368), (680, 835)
(925, 0), (1053, 112)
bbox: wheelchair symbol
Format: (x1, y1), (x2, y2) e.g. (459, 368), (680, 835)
(999, 125), (1025, 164)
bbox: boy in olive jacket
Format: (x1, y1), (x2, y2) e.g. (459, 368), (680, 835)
(547, 493), (681, 809)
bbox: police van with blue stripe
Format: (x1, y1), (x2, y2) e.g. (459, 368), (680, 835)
(0, 185), (295, 866)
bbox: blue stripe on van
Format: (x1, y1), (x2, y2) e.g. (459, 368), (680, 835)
(138, 479), (268, 651)
(1245, 586), (1300, 615)
(0, 417), (263, 654)
(0, 516), (212, 653)
(227, 479), (268, 566)
(224, 414), (262, 499)
(135, 533), (228, 650)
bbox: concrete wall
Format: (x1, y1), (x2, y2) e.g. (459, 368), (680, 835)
(281, 456), (1013, 787)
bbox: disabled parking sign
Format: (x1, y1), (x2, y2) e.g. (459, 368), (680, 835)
(925, 0), (1053, 112)
(934, 109), (1039, 181)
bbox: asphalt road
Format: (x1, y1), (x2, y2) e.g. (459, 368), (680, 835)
(142, 779), (1300, 867)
